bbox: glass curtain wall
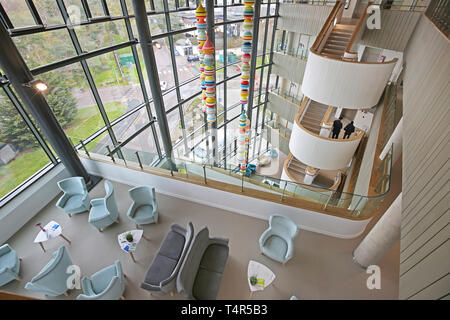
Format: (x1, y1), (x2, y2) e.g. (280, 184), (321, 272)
(0, 0), (279, 205)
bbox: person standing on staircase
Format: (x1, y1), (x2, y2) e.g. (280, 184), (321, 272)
(332, 116), (343, 139)
(343, 121), (356, 139)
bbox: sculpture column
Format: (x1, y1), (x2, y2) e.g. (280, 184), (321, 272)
(353, 193), (402, 268)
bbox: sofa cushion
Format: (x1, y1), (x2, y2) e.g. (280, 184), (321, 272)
(158, 230), (185, 260)
(199, 244), (229, 274)
(145, 254), (178, 286)
(193, 269), (223, 300)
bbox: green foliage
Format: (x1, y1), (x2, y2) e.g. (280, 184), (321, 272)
(0, 148), (50, 198)
(0, 72), (78, 148)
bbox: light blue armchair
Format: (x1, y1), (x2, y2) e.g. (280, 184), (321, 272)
(88, 180), (120, 232)
(56, 176), (90, 217)
(77, 260), (125, 300)
(0, 244), (21, 287)
(126, 186), (159, 227)
(25, 246), (73, 296)
(259, 215), (300, 265)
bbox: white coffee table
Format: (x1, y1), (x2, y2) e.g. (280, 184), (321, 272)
(34, 221), (71, 252)
(118, 229), (148, 263)
(247, 260), (276, 299)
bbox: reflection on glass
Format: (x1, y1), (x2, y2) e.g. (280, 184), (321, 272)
(64, 0), (88, 22)
(0, 91), (51, 198)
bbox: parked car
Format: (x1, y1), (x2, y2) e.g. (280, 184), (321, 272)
(187, 55), (200, 62)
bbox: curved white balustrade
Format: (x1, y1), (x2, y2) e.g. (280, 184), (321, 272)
(302, 51), (397, 109)
(289, 119), (363, 170)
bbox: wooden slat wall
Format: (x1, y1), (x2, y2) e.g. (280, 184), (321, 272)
(278, 4), (333, 34)
(399, 16), (450, 300)
(272, 52), (307, 84)
(360, 10), (422, 52)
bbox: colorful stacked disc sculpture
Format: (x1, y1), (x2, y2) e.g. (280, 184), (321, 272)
(202, 37), (216, 123)
(238, 0), (255, 173)
(195, 2), (207, 113)
(237, 111), (249, 173)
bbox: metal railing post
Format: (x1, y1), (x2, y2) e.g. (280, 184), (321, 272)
(323, 191), (333, 210)
(106, 145), (115, 163)
(121, 147), (127, 166)
(351, 196), (364, 216)
(203, 164), (207, 185)
(241, 174), (244, 192)
(135, 151), (143, 170)
(281, 183), (287, 201)
(80, 140), (90, 159)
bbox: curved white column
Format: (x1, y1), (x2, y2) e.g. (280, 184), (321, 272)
(289, 120), (363, 170)
(353, 193), (401, 267)
(302, 51), (397, 109)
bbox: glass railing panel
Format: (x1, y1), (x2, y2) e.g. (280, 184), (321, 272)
(72, 103), (394, 221)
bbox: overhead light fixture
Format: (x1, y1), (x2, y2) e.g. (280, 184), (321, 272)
(23, 79), (48, 92)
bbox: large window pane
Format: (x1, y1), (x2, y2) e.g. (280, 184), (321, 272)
(87, 0), (105, 17)
(148, 14), (167, 35)
(39, 63), (106, 144)
(0, 91), (52, 199)
(86, 48), (144, 121)
(113, 107), (148, 142)
(180, 78), (201, 100)
(64, 0), (88, 23)
(13, 29), (77, 69)
(2, 0), (35, 28)
(75, 20), (128, 52)
(34, 0), (65, 25)
(107, 0), (124, 16)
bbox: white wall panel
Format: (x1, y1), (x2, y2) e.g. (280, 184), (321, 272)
(289, 120), (362, 170)
(302, 52), (396, 109)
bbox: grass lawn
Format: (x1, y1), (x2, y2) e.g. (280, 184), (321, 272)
(0, 101), (127, 199)
(65, 101), (127, 143)
(0, 148), (51, 199)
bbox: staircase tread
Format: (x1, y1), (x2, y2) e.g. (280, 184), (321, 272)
(325, 43), (346, 49)
(323, 48), (345, 54)
(322, 53), (342, 59)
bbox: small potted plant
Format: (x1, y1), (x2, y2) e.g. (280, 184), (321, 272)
(126, 233), (134, 242)
(250, 275), (257, 286)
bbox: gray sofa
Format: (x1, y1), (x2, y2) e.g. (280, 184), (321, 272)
(177, 226), (229, 300)
(141, 222), (193, 295)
